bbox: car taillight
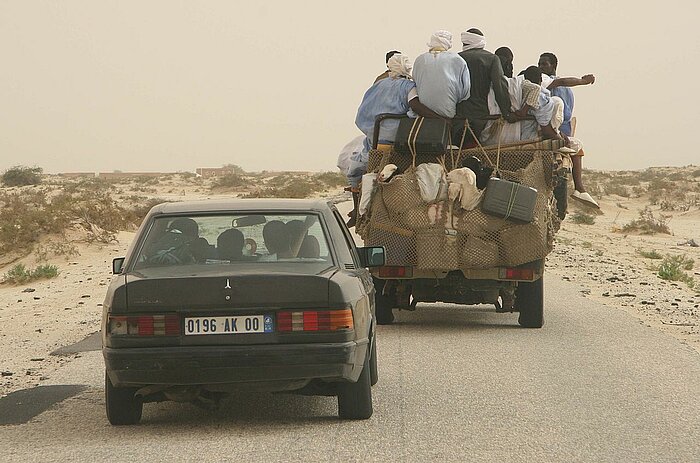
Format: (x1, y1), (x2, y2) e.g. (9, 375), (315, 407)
(277, 309), (353, 332)
(378, 266), (413, 278)
(499, 267), (535, 281)
(108, 314), (180, 336)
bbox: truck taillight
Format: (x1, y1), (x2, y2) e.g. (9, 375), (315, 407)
(499, 268), (535, 281)
(108, 314), (180, 336)
(378, 266), (413, 278)
(277, 309), (354, 332)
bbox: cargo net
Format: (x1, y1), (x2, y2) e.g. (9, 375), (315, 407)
(357, 141), (563, 270)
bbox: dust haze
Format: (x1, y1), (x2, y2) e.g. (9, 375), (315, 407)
(1, 1), (698, 173)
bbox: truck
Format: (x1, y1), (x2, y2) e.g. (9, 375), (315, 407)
(356, 115), (568, 328)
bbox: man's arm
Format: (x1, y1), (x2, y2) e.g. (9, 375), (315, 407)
(491, 58), (512, 117)
(409, 97), (443, 119)
(547, 74), (595, 89)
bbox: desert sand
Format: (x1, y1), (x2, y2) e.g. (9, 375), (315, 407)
(0, 168), (698, 398)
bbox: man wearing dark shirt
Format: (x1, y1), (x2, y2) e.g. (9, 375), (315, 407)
(456, 28), (512, 137)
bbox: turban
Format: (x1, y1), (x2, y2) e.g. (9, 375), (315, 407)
(387, 54), (412, 79)
(427, 30), (452, 51)
(461, 31), (486, 51)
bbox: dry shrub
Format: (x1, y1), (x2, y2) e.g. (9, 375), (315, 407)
(2, 166), (43, 187)
(621, 208), (671, 235)
(2, 263), (59, 284)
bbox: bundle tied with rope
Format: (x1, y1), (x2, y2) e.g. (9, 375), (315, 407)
(357, 116), (560, 270)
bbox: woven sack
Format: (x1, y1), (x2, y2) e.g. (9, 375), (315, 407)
(367, 221), (416, 266)
(399, 205), (431, 230)
(461, 235), (499, 269)
(379, 170), (424, 215)
(416, 229), (459, 270)
(499, 222), (548, 266)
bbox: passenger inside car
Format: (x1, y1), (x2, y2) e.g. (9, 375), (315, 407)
(216, 228), (245, 261)
(262, 220), (292, 260)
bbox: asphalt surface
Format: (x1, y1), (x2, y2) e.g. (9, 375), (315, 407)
(0, 276), (698, 462)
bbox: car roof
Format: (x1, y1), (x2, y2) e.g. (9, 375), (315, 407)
(150, 198), (335, 215)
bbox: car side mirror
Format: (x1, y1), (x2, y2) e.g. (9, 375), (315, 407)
(357, 246), (385, 268)
(112, 257), (125, 274)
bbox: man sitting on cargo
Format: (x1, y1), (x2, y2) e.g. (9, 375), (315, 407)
(346, 53), (440, 227)
(539, 52), (598, 208)
(456, 28), (512, 139)
(412, 30), (471, 120)
(517, 66), (600, 209)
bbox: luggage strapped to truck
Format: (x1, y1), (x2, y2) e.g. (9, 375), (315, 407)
(356, 114), (566, 273)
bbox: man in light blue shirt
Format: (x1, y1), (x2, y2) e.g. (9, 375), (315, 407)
(412, 30), (471, 119)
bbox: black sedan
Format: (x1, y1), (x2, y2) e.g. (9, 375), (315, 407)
(102, 199), (385, 424)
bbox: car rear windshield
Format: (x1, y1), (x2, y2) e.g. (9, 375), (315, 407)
(132, 213), (333, 269)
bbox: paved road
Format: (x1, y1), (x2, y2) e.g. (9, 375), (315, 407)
(1, 276), (698, 462)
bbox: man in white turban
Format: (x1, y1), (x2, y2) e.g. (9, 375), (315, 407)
(346, 54), (440, 226)
(456, 28), (512, 139)
(412, 30), (471, 119)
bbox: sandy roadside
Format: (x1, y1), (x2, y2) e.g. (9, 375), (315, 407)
(1, 187), (698, 398)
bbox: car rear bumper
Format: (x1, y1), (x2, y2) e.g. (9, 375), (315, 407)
(103, 340), (368, 388)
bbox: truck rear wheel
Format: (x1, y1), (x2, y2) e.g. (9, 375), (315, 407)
(516, 277), (544, 328)
(373, 277), (395, 325)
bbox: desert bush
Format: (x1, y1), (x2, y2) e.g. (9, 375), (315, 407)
(621, 208), (671, 235)
(657, 254), (695, 288)
(211, 173), (251, 189)
(35, 239), (80, 261)
(2, 166), (43, 187)
(603, 183), (629, 197)
(637, 249), (663, 259)
(570, 212), (596, 225)
(243, 182), (316, 199)
(315, 171), (347, 188)
(2, 263), (59, 284)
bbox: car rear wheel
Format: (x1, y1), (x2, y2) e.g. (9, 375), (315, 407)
(369, 331), (378, 386)
(105, 372), (143, 425)
(516, 276), (544, 328)
(337, 347), (373, 420)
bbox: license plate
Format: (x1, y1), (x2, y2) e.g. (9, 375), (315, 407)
(184, 315), (273, 335)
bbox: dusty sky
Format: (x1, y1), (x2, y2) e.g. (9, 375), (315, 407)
(1, 1), (698, 174)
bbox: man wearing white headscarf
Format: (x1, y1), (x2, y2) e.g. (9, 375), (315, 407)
(456, 28), (512, 138)
(346, 54), (440, 226)
(412, 30), (471, 119)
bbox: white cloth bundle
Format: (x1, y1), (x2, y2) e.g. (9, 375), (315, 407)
(337, 135), (365, 176)
(447, 167), (482, 211)
(416, 163), (448, 203)
(358, 173), (377, 217)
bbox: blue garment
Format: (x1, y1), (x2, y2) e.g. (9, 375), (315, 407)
(349, 77), (416, 187)
(355, 77), (416, 147)
(550, 77), (574, 136)
(413, 51), (471, 118)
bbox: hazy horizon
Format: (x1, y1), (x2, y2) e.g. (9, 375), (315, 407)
(2, 1), (699, 174)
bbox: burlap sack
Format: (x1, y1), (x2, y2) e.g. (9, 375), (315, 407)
(416, 229), (459, 270)
(379, 170), (424, 215)
(499, 222), (548, 266)
(461, 235), (499, 269)
(368, 222), (416, 266)
(399, 205), (431, 229)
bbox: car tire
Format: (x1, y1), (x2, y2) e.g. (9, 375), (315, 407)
(337, 347), (373, 420)
(105, 372), (143, 425)
(369, 331), (378, 386)
(516, 276), (545, 328)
